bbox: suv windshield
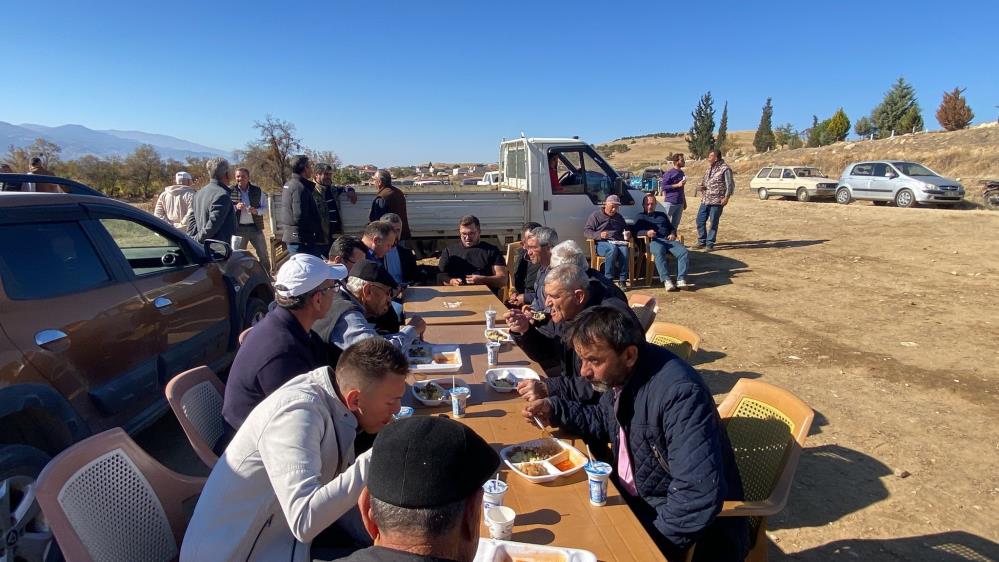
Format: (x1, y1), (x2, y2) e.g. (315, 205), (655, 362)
(794, 168), (826, 178)
(892, 162), (937, 177)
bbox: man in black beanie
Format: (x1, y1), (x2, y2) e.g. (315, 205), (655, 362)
(336, 417), (500, 562)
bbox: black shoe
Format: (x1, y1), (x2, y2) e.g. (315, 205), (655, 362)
(695, 242), (706, 249)
(705, 245), (714, 252)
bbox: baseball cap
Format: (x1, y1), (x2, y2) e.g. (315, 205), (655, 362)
(349, 260), (398, 291)
(274, 254), (348, 298)
(175, 171), (192, 183)
(368, 416), (500, 509)
(604, 195), (622, 205)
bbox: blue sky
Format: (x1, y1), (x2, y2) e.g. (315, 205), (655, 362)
(2, 0), (996, 165)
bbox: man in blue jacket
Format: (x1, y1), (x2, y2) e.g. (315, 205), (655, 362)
(524, 306), (748, 561)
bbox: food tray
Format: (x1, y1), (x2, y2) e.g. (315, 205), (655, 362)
(473, 538), (597, 562)
(500, 438), (587, 483)
(483, 327), (513, 343)
(407, 343), (463, 373)
(484, 368), (540, 393)
(411, 377), (469, 407)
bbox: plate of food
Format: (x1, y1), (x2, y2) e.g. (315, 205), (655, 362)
(473, 538), (597, 562)
(484, 368), (540, 393)
(408, 344), (463, 373)
(411, 377), (468, 407)
(500, 438), (587, 483)
(483, 328), (513, 343)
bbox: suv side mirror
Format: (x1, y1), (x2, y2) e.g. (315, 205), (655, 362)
(204, 239), (232, 262)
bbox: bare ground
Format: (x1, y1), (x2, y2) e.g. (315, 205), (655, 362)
(656, 184), (999, 560)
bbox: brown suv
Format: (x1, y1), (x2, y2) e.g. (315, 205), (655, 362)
(0, 183), (272, 562)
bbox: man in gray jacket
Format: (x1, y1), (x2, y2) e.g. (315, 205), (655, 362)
(180, 338), (410, 562)
(186, 157), (237, 244)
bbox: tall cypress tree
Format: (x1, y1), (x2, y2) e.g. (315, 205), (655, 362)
(871, 77), (922, 138)
(753, 97), (775, 153)
(716, 101), (729, 151)
(687, 92), (716, 159)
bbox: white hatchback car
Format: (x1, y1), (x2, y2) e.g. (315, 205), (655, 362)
(836, 161), (965, 207)
(749, 165), (838, 202)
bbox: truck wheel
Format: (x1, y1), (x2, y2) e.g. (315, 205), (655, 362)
(895, 189), (916, 208)
(796, 187), (811, 202)
(0, 445), (60, 562)
(835, 187), (852, 205)
(757, 188), (769, 200)
(244, 297), (269, 329)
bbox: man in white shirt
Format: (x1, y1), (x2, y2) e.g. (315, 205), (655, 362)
(232, 167), (271, 272)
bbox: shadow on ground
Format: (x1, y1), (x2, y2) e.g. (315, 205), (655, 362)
(711, 239), (829, 251)
(775, 530), (999, 561)
(699, 369), (762, 395)
(684, 252), (750, 289)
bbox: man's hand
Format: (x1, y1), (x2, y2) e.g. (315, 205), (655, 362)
(599, 231), (609, 239)
(465, 274), (485, 285)
(646, 229), (656, 239)
(448, 278), (463, 286)
(721, 196), (730, 206)
(235, 202), (245, 211)
(522, 399), (553, 425)
(517, 379), (548, 402)
(507, 292), (524, 307)
(347, 189), (358, 204)
(504, 309), (531, 334)
(667, 233), (677, 241)
(407, 315), (427, 336)
(678, 178), (686, 187)
(249, 206), (257, 215)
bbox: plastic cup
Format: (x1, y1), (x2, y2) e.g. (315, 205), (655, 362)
(392, 406), (413, 421)
(486, 341), (501, 366)
(482, 479), (508, 515)
(230, 235), (245, 249)
(584, 461), (612, 506)
(485, 308), (497, 329)
(484, 506), (516, 540)
(450, 386), (470, 418)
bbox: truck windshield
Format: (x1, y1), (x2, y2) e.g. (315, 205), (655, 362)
(549, 147), (631, 204)
(891, 162), (937, 177)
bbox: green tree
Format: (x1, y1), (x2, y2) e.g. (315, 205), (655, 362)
(854, 116), (875, 138)
(806, 115), (822, 147)
(872, 77), (922, 137)
(773, 123), (796, 148)
(75, 155), (124, 197)
(123, 144), (166, 199)
(753, 97), (775, 153)
(825, 108), (851, 142)
(687, 91), (716, 159)
(936, 87), (974, 131)
(787, 133), (803, 149)
(716, 101), (729, 151)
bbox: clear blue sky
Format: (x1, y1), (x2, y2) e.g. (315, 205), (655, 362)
(2, 0), (996, 165)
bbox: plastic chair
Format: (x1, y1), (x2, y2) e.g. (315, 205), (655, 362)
(165, 366), (226, 468)
(587, 238), (636, 285)
(645, 321), (701, 361)
(626, 293), (658, 332)
(705, 379), (815, 562)
(35, 428), (206, 562)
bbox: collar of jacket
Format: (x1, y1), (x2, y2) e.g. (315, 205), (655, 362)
(613, 343), (659, 414)
(304, 365), (354, 428)
(208, 179), (232, 191)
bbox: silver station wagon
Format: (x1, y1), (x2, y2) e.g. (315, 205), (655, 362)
(749, 165), (838, 202)
(836, 161), (965, 207)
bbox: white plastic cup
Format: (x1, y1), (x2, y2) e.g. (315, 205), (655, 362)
(584, 461), (612, 506)
(230, 235), (245, 249)
(450, 386), (470, 418)
(623, 230), (631, 242)
(486, 341), (501, 366)
(392, 406), (414, 421)
(482, 479), (508, 515)
(485, 308), (497, 329)
(484, 506), (516, 540)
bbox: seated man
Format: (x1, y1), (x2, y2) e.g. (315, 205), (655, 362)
(634, 193), (691, 291)
(437, 214), (507, 293)
(524, 306), (749, 562)
(507, 222), (542, 307)
(518, 226), (556, 311)
(181, 338), (410, 562)
(337, 416), (500, 562)
(505, 263), (637, 406)
(361, 221), (396, 267)
(223, 253), (347, 431)
(328, 235), (368, 271)
(583, 194), (629, 288)
(379, 213), (419, 285)
(313, 260), (426, 366)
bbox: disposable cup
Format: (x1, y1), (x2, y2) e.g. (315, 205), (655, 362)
(230, 235), (245, 249)
(485, 308), (497, 329)
(450, 386), (470, 418)
(482, 479), (508, 515)
(584, 461), (612, 506)
(484, 506), (516, 540)
(486, 341), (501, 366)
(392, 406), (414, 421)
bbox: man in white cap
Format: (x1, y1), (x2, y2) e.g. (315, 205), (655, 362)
(222, 253), (348, 431)
(583, 194), (630, 288)
(154, 171), (196, 229)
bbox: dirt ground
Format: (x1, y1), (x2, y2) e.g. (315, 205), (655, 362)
(657, 180), (998, 560)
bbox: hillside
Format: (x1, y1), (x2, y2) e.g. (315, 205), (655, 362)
(2, 121), (230, 161)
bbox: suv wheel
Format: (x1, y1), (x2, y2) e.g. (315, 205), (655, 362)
(835, 187), (852, 205)
(757, 188), (769, 200)
(796, 187), (811, 202)
(895, 189), (916, 208)
(244, 297), (269, 329)
(0, 445), (60, 562)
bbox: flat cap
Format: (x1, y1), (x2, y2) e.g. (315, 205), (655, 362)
(368, 417), (500, 509)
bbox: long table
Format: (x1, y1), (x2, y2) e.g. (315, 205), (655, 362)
(402, 285), (503, 326)
(403, 323), (665, 562)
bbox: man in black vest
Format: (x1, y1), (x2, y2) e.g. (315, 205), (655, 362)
(231, 167), (271, 273)
(312, 261), (426, 366)
(315, 162), (358, 239)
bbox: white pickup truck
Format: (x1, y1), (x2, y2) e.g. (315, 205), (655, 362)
(271, 136), (658, 253)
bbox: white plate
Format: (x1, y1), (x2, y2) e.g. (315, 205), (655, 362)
(484, 368), (540, 393)
(473, 538), (597, 562)
(500, 438), (587, 484)
(411, 377), (469, 407)
(483, 327), (513, 343)
(407, 344), (463, 373)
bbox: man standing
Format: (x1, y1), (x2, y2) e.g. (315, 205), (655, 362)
(437, 215), (507, 293)
(187, 157), (237, 244)
(337, 416), (500, 562)
(660, 154), (687, 228)
(524, 306), (749, 562)
(282, 155), (326, 257)
(315, 162), (358, 238)
(583, 194), (630, 289)
(231, 167), (271, 272)
(27, 156), (59, 193)
(695, 148), (735, 251)
(154, 172), (196, 229)
(369, 170), (410, 240)
(181, 338), (410, 562)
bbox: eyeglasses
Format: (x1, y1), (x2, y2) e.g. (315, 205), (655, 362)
(315, 285), (337, 295)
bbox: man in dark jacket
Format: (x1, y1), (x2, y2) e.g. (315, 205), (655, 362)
(524, 306), (749, 562)
(315, 162), (358, 238)
(369, 169), (411, 240)
(186, 157), (237, 244)
(281, 155), (326, 257)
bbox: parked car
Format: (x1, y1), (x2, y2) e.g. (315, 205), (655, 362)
(0, 178), (273, 562)
(477, 171), (502, 186)
(461, 177), (481, 186)
(835, 161), (965, 207)
(749, 165), (838, 202)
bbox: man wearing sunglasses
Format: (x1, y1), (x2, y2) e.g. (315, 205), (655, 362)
(313, 260), (427, 366)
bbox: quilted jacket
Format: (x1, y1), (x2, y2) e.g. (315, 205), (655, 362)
(549, 343), (749, 560)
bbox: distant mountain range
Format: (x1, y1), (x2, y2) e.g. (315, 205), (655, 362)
(1, 121), (231, 161)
